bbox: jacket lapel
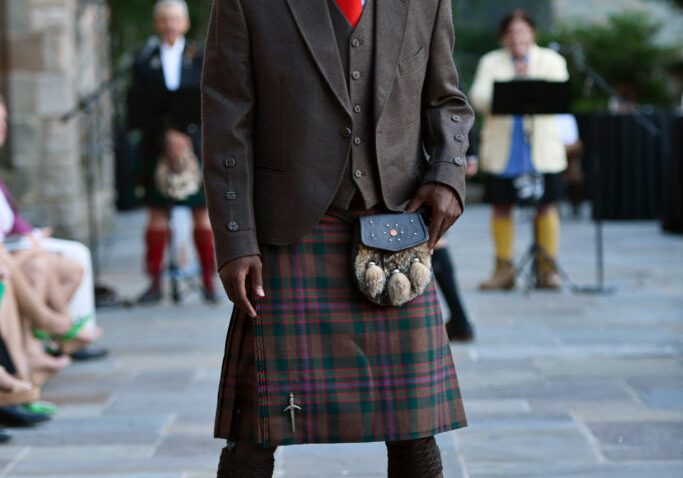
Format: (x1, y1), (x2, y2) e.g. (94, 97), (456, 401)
(148, 46), (166, 90)
(374, 0), (410, 124)
(179, 42), (199, 89)
(286, 0), (351, 115)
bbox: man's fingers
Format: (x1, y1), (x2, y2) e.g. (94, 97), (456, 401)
(250, 260), (265, 298)
(406, 194), (425, 213)
(235, 272), (257, 318)
(428, 213), (444, 250)
(437, 220), (450, 246)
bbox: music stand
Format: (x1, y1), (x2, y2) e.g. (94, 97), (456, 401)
(492, 80), (584, 293)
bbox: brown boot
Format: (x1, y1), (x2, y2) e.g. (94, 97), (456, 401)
(479, 258), (515, 291)
(537, 257), (562, 290)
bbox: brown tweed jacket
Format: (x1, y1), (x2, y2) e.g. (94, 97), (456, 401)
(202, 0), (474, 269)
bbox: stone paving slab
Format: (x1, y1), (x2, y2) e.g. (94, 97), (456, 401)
(586, 421), (683, 461)
(1, 206), (681, 477)
(465, 462), (683, 478)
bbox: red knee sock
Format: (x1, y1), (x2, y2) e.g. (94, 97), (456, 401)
(145, 228), (169, 289)
(193, 227), (216, 292)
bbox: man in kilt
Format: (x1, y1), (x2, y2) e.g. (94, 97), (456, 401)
(128, 0), (217, 304)
(202, 0), (474, 476)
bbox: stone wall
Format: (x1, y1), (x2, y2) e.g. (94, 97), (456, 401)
(0, 0), (114, 243)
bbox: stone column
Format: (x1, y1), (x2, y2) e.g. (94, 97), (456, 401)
(0, 0), (114, 244)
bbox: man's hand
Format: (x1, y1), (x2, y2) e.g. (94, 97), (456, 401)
(407, 183), (463, 252)
(164, 129), (192, 165)
(219, 255), (265, 318)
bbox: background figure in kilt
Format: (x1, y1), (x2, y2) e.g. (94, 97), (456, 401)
(470, 10), (569, 291)
(127, 0), (217, 304)
(202, 0), (474, 476)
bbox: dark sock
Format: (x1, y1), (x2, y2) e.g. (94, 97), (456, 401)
(217, 442), (276, 478)
(432, 248), (468, 324)
(386, 437), (443, 478)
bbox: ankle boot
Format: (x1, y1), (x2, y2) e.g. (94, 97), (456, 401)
(536, 256), (562, 290)
(479, 258), (515, 291)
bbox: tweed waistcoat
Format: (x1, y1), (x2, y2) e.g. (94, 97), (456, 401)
(328, 0), (382, 210)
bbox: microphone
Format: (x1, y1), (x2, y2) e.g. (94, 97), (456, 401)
(548, 42), (585, 67)
(548, 42), (571, 54)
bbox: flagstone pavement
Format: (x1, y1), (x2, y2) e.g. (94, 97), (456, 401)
(0, 204), (681, 477)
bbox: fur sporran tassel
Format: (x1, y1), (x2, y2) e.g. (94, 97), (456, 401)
(365, 262), (386, 299)
(387, 269), (412, 306)
(353, 213), (433, 306)
(409, 258), (431, 294)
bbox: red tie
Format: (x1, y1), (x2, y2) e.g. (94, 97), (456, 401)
(335, 0), (363, 28)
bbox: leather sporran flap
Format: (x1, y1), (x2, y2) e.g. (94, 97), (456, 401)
(353, 213), (432, 307)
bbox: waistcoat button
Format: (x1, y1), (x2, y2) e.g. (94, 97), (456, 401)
(351, 71), (361, 80)
(354, 169), (364, 178)
(451, 115), (461, 122)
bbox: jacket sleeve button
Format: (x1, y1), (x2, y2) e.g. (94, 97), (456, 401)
(224, 157), (236, 168)
(453, 157), (466, 166)
(228, 221), (239, 232)
(225, 191), (237, 200)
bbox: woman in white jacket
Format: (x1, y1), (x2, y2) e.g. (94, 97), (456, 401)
(470, 10), (569, 290)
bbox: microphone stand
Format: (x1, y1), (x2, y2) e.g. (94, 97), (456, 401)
(553, 43), (660, 294)
(60, 68), (130, 308)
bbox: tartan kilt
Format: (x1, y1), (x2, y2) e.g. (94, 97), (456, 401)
(214, 214), (467, 447)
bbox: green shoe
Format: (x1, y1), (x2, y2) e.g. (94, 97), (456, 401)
(32, 314), (94, 342)
(22, 401), (58, 416)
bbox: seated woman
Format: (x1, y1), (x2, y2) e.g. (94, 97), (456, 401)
(0, 95), (104, 358)
(0, 245), (101, 355)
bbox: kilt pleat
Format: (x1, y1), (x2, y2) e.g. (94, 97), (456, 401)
(214, 214), (467, 447)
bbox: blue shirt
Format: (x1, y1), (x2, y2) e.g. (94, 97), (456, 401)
(500, 54), (536, 178)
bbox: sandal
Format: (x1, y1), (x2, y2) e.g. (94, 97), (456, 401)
(33, 314), (102, 355)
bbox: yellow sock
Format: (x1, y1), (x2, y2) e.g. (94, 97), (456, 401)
(536, 209), (560, 259)
(491, 215), (514, 261)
